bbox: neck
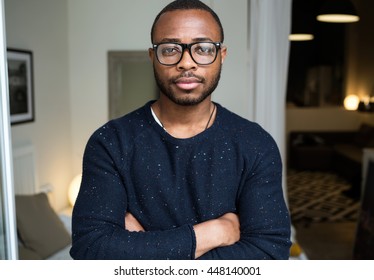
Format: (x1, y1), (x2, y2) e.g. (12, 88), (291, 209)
(151, 97), (216, 138)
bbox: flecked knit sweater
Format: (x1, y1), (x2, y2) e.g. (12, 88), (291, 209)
(70, 101), (291, 260)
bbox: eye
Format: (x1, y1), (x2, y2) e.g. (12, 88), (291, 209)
(194, 44), (215, 56)
(160, 45), (181, 56)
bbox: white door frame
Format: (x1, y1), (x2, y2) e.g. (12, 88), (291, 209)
(0, 0), (18, 260)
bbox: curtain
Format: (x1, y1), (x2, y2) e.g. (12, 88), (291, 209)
(247, 0), (295, 243)
(248, 0), (292, 200)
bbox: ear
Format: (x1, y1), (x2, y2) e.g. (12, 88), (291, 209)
(220, 45), (227, 64)
(148, 48), (155, 62)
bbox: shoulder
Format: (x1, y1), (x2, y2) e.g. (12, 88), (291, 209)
(86, 102), (154, 151)
(216, 104), (276, 147)
(216, 105), (282, 175)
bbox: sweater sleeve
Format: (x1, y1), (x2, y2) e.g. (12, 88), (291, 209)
(70, 127), (196, 260)
(198, 135), (291, 260)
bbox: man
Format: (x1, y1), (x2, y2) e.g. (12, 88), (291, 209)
(70, 0), (291, 260)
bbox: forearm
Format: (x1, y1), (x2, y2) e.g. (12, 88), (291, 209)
(193, 213), (240, 258)
(193, 219), (221, 258)
(197, 227), (291, 260)
(71, 214), (196, 260)
(124, 212), (240, 259)
(123, 211), (240, 259)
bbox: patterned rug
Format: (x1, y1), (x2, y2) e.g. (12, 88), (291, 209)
(287, 169), (360, 225)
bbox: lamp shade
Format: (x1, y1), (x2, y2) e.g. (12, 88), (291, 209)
(290, 1), (315, 41)
(343, 95), (360, 111)
(317, 0), (360, 23)
(289, 34), (314, 41)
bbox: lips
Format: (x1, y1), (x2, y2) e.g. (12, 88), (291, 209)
(174, 77), (202, 91)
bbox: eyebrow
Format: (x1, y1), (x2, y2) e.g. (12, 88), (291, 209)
(158, 37), (214, 43)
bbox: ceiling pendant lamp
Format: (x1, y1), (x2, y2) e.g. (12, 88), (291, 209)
(317, 0), (360, 23)
(289, 33), (314, 42)
(289, 1), (315, 42)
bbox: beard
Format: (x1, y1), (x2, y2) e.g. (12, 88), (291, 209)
(153, 65), (222, 106)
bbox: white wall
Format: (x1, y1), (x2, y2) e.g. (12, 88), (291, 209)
(210, 0), (249, 118)
(68, 0), (167, 174)
(68, 0), (249, 174)
(5, 0), (73, 211)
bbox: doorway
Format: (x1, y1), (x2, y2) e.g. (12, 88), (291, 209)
(108, 51), (158, 120)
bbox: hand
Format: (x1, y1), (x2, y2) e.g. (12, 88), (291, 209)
(125, 212), (145, 232)
(193, 212), (240, 258)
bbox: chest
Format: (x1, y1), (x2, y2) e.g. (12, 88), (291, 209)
(124, 140), (245, 229)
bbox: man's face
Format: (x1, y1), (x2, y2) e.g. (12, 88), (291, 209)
(150, 9), (227, 106)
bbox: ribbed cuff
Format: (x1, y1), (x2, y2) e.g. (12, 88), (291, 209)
(188, 224), (197, 260)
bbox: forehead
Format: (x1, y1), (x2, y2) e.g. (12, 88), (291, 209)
(153, 9), (221, 42)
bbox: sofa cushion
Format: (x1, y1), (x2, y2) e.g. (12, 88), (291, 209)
(18, 245), (43, 260)
(354, 124), (374, 148)
(333, 144), (363, 163)
(15, 193), (71, 259)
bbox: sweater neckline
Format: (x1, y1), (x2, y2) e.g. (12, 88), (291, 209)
(145, 100), (221, 145)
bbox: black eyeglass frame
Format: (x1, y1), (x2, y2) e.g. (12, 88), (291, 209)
(152, 42), (222, 66)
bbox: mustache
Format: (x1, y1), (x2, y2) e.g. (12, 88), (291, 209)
(171, 72), (205, 83)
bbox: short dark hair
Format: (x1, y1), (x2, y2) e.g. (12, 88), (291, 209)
(151, 0), (224, 43)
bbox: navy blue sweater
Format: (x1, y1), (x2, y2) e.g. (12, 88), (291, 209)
(70, 101), (291, 260)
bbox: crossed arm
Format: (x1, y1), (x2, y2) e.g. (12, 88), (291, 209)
(71, 127), (291, 260)
(125, 212), (240, 259)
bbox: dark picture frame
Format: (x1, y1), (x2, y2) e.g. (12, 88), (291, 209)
(7, 48), (34, 125)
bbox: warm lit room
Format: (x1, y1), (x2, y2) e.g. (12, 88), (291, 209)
(286, 0), (374, 260)
(0, 0), (373, 263)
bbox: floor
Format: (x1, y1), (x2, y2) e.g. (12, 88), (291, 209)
(287, 169), (360, 260)
(294, 222), (357, 260)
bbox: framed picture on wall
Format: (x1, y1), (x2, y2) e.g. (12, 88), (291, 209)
(7, 48), (34, 125)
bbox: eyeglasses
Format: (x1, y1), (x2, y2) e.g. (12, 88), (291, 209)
(152, 42), (222, 66)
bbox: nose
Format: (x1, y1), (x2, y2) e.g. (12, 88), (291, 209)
(176, 49), (197, 71)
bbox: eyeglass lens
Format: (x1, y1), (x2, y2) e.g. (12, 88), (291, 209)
(156, 43), (219, 65)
